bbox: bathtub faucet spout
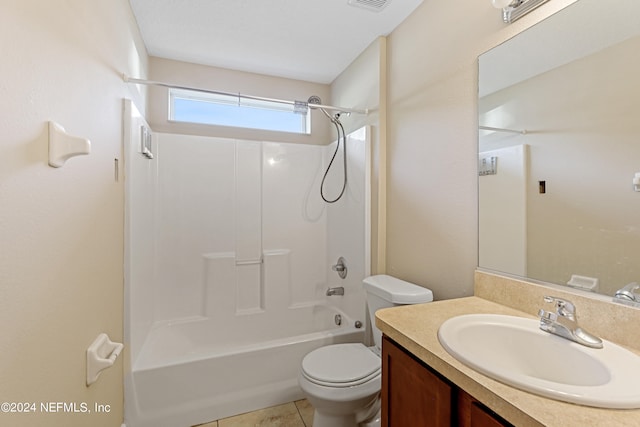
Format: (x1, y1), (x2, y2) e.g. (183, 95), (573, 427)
(326, 286), (345, 296)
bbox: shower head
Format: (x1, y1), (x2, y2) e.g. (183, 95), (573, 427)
(308, 95), (335, 121)
(308, 95), (322, 108)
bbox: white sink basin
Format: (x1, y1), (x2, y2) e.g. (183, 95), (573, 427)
(438, 314), (640, 408)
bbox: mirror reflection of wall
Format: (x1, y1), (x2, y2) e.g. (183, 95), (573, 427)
(478, 0), (640, 297)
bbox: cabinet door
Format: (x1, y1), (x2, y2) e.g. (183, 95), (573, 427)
(382, 336), (453, 427)
(470, 403), (509, 427)
(459, 390), (513, 427)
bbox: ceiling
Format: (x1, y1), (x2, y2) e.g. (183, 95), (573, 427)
(129, 0), (423, 84)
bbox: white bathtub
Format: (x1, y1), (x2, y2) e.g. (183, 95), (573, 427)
(125, 304), (365, 427)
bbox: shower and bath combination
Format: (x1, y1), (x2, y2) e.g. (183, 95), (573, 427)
(123, 92), (370, 427)
(308, 95), (348, 203)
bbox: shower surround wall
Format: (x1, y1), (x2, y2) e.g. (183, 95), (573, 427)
(151, 130), (369, 323)
(124, 120), (370, 427)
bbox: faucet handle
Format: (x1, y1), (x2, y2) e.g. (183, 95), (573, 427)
(543, 296), (576, 319)
(538, 308), (557, 322)
(331, 257), (347, 279)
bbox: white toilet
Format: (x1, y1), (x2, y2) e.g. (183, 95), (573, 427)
(298, 274), (433, 427)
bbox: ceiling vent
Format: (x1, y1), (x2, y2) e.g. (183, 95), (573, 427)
(347, 0), (390, 12)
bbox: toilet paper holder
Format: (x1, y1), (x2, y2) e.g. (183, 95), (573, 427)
(86, 333), (123, 386)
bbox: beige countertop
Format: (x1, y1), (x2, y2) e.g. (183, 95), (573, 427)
(375, 296), (640, 427)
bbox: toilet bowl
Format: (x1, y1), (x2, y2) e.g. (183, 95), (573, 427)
(299, 343), (381, 427)
(298, 275), (433, 427)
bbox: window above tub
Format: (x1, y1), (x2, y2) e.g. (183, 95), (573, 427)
(169, 88), (311, 134)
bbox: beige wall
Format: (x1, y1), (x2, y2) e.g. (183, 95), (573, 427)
(0, 1), (148, 426)
(147, 56), (331, 145)
(384, 0), (577, 300)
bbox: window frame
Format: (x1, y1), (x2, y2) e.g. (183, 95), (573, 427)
(168, 88), (311, 135)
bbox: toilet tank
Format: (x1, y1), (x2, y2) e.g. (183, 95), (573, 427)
(363, 275), (434, 350)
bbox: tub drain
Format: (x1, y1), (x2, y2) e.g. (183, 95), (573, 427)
(334, 314), (342, 326)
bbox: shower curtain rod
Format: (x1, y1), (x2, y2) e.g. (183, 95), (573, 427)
(479, 125), (527, 135)
(123, 75), (369, 115)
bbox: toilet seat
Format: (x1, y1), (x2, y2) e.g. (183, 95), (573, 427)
(301, 343), (381, 388)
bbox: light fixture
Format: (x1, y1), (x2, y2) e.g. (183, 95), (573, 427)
(492, 0), (551, 23)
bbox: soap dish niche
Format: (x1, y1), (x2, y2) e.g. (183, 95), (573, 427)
(141, 125), (153, 159)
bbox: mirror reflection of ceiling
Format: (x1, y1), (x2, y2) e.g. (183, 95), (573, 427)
(478, 0), (640, 298)
(480, 0), (640, 97)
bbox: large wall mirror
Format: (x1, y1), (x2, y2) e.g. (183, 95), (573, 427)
(478, 0), (640, 298)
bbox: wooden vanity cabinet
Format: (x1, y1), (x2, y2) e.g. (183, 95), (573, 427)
(382, 336), (512, 427)
(381, 335), (453, 426)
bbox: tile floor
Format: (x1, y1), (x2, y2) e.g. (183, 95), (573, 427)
(194, 399), (314, 427)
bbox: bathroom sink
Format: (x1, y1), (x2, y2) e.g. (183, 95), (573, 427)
(437, 314), (640, 408)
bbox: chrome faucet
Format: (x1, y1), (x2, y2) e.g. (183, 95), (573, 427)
(614, 282), (640, 303)
(538, 296), (603, 349)
(326, 286), (345, 296)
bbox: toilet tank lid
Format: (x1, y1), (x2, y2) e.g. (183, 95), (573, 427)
(363, 275), (433, 304)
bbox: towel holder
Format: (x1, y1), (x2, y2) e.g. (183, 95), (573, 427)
(48, 121), (91, 168)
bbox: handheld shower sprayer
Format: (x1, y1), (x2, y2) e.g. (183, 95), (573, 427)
(308, 95), (348, 203)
